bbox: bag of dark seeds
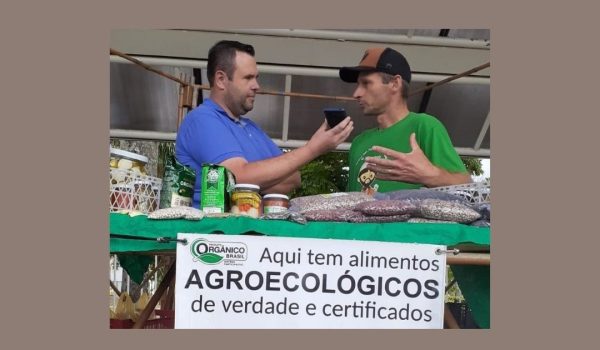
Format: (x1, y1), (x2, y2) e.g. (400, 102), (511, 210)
(472, 203), (491, 221)
(470, 219), (490, 227)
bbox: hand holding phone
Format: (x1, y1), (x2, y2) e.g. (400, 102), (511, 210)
(323, 108), (347, 128)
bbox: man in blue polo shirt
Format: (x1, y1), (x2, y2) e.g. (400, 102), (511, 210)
(176, 40), (354, 208)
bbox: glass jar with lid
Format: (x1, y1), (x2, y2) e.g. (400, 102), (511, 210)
(230, 184), (262, 218)
(262, 194), (290, 214)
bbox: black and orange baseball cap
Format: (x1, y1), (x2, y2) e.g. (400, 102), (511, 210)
(339, 47), (412, 83)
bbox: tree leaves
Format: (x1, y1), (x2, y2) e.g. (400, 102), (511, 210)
(290, 153), (483, 199)
(290, 152), (348, 198)
(461, 156), (483, 176)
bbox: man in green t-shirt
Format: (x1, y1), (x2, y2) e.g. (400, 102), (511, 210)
(339, 47), (472, 194)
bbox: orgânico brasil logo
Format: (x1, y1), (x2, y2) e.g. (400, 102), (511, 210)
(190, 238), (248, 265)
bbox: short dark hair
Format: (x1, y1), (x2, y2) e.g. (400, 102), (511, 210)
(207, 40), (255, 87)
(379, 72), (409, 100)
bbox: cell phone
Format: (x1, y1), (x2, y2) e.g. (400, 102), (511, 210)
(323, 108), (347, 128)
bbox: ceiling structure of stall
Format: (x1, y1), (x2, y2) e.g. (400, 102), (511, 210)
(110, 29), (490, 157)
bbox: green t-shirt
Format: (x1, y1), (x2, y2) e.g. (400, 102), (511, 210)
(347, 112), (467, 193)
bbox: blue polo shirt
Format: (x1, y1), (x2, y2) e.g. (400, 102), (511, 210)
(175, 99), (283, 207)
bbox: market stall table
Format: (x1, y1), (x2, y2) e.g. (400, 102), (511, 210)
(110, 212), (490, 328)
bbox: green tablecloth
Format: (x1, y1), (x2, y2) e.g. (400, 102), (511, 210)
(110, 213), (490, 251)
(109, 213), (490, 328)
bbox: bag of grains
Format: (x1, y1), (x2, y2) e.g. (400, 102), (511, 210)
(413, 199), (481, 223)
(374, 188), (469, 204)
(289, 192), (374, 213)
(353, 199), (419, 216)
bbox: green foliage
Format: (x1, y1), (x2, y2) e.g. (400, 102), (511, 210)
(289, 153), (485, 198)
(461, 156), (484, 176)
(445, 267), (465, 303)
(290, 151), (349, 198)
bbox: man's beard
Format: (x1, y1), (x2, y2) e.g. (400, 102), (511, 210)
(241, 98), (254, 114)
(226, 94), (254, 117)
(362, 107), (379, 116)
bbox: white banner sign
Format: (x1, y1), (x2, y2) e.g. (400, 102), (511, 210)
(175, 233), (446, 329)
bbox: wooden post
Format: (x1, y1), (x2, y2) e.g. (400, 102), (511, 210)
(132, 260), (175, 329)
(444, 304), (461, 329)
(182, 84), (194, 108)
(109, 280), (121, 297)
(177, 84), (185, 128)
(192, 85), (200, 108)
(163, 272), (176, 311)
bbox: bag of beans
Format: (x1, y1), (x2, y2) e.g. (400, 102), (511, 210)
(354, 199), (419, 216)
(289, 192), (374, 213)
(414, 199), (481, 223)
(374, 188), (469, 204)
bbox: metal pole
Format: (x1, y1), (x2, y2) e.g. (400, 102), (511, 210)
(282, 75), (292, 142)
(109, 129), (491, 156)
(474, 111), (490, 150)
(203, 29), (490, 49)
(447, 253), (490, 266)
(110, 56), (490, 85)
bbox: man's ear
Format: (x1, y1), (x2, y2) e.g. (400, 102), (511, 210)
(391, 75), (402, 92)
(214, 70), (228, 90)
